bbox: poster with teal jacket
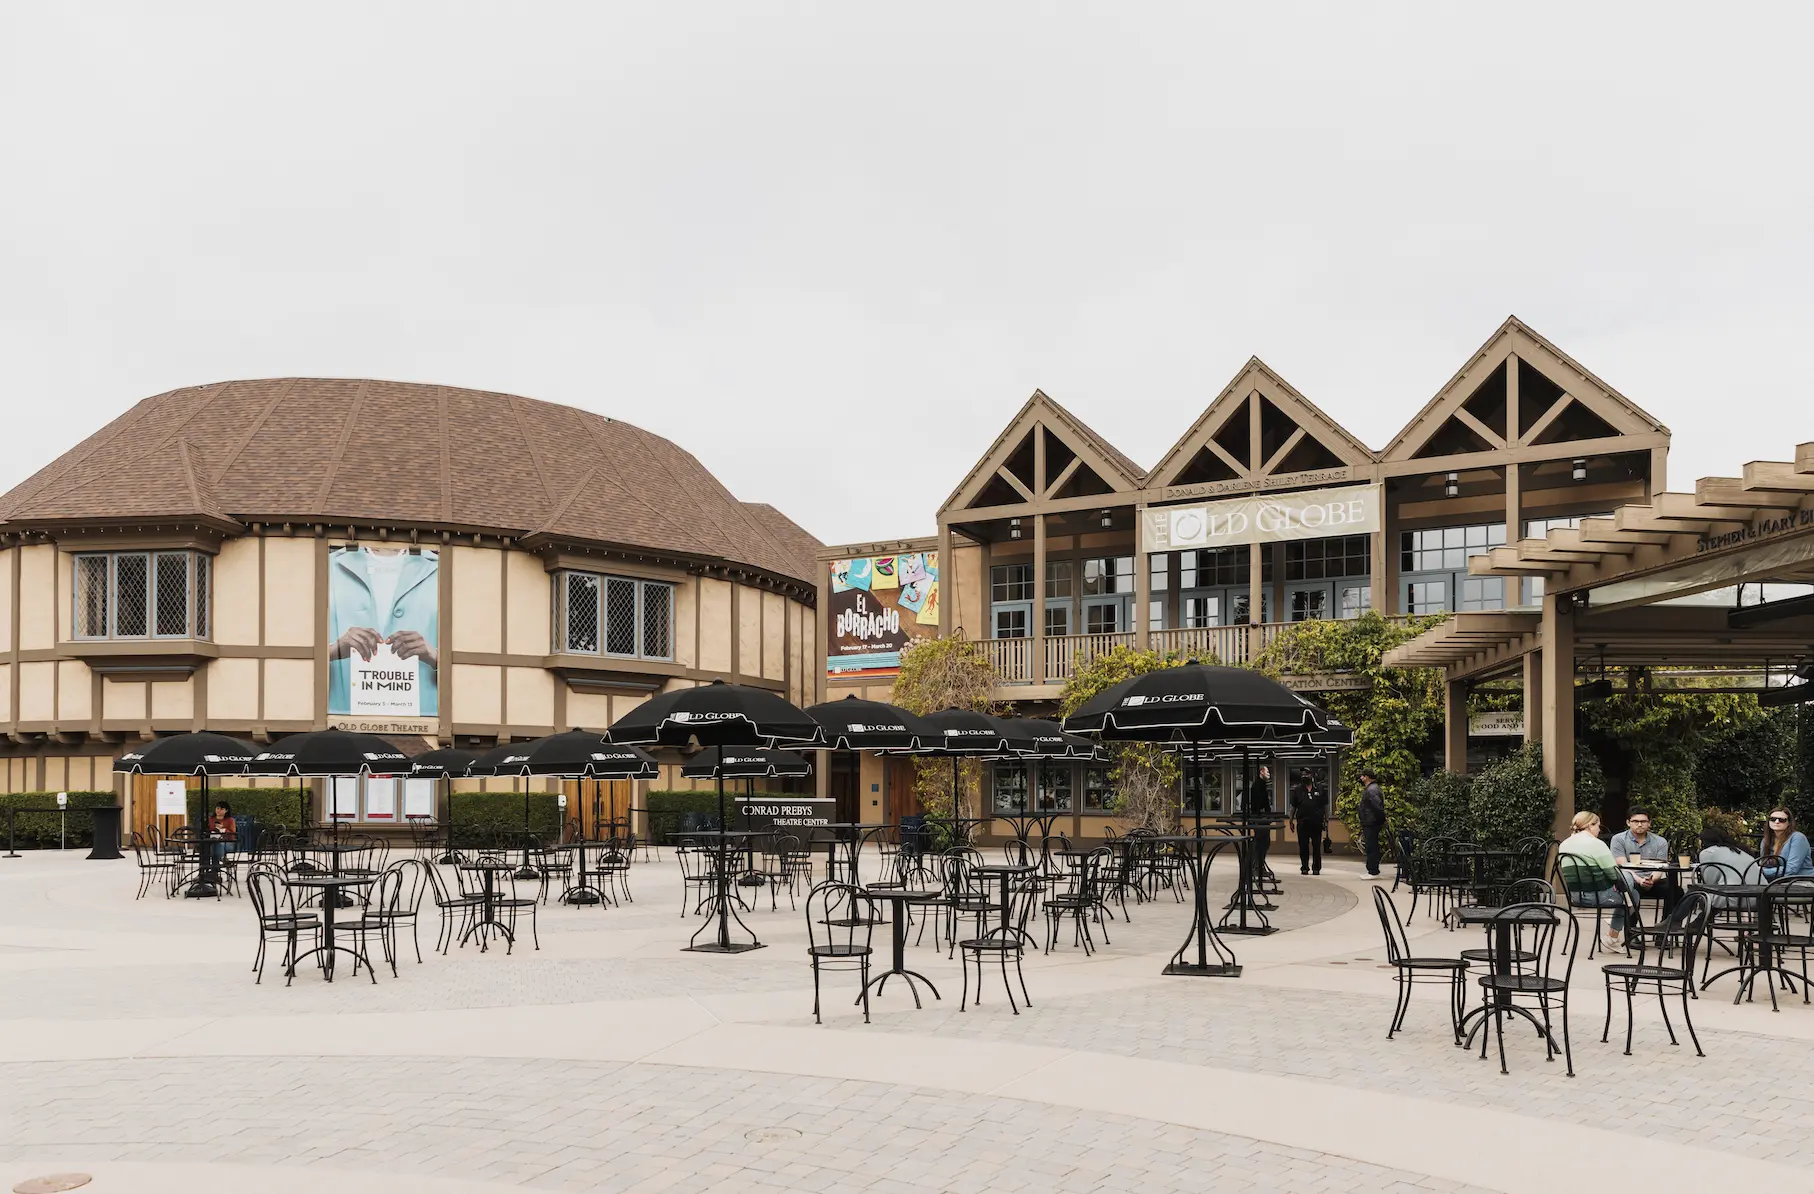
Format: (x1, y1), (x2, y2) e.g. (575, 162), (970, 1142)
(328, 546), (439, 717)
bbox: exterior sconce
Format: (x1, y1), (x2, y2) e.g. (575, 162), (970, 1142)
(1009, 518), (1022, 540)
(1444, 472), (1460, 498)
(1099, 508), (1113, 528)
(1572, 458), (1587, 482)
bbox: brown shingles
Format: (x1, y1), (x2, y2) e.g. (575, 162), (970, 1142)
(0, 378), (821, 587)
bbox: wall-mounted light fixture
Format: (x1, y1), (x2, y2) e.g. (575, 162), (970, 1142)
(1572, 458), (1588, 482)
(1444, 472), (1460, 498)
(1099, 508), (1113, 528)
(1009, 517), (1022, 540)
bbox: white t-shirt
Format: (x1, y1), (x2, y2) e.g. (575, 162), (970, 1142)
(363, 549), (407, 625)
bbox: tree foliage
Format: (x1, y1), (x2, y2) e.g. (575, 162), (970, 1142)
(1404, 768), (1472, 843)
(1694, 706), (1796, 814)
(1252, 611), (1449, 836)
(1058, 646), (1184, 832)
(1466, 744), (1559, 849)
(892, 635), (1000, 819)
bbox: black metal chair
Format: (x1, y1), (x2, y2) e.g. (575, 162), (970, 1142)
(1372, 887), (1469, 1042)
(1476, 902), (1578, 1076)
(247, 864), (321, 985)
(130, 831), (181, 899)
(935, 849), (999, 958)
(1602, 891), (1709, 1056)
(423, 859), (483, 954)
(356, 858), (429, 968)
(804, 881), (877, 1024)
(1043, 847), (1111, 956)
(343, 864), (403, 979)
(1738, 875), (1814, 1010)
(960, 877), (1036, 1014)
(1554, 852), (1637, 959)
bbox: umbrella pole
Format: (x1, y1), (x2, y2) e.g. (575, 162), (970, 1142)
(951, 756), (960, 841)
(716, 765), (730, 948)
(443, 776), (456, 863)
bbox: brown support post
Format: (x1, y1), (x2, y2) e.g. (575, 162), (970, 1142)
(1032, 512), (1047, 685)
(1540, 595), (1576, 840)
(1380, 485), (1399, 616)
(1133, 502), (1150, 651)
(1523, 650), (1543, 745)
(1649, 446), (1668, 498)
(937, 523), (956, 637)
(1368, 522), (1388, 620)
(1247, 540), (1264, 659)
(1443, 679), (1468, 774)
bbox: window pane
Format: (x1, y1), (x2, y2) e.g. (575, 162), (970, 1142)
(1289, 589), (1327, 622)
(993, 608), (1028, 639)
(991, 564), (1032, 602)
(1044, 605), (1069, 638)
(641, 582), (672, 659)
(1083, 767), (1113, 811)
(992, 763), (1027, 813)
(114, 554), (149, 636)
(1046, 560), (1073, 598)
(1148, 555), (1167, 591)
(1407, 581), (1448, 615)
(1037, 765), (1072, 811)
(564, 573), (600, 653)
(74, 556), (109, 638)
(1339, 585), (1371, 619)
(194, 554), (211, 639)
(154, 553), (190, 636)
(1183, 595), (1218, 628)
(1085, 603), (1121, 634)
(604, 577), (638, 654)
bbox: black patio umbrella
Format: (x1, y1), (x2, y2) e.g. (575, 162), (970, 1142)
(608, 680), (816, 954)
(908, 709), (1017, 831)
(803, 696), (940, 752)
(113, 732), (255, 898)
(1063, 663), (1328, 742)
(245, 729), (413, 834)
(606, 678), (819, 749)
(409, 747), (482, 863)
(470, 730), (661, 874)
(680, 746), (814, 780)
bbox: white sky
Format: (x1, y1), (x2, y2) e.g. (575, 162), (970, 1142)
(3, 3), (1810, 547)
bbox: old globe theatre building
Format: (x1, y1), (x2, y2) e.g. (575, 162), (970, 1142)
(0, 378), (822, 836)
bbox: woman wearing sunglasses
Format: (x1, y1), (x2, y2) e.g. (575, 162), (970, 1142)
(1759, 809), (1813, 879)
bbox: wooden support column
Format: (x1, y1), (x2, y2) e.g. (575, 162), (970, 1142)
(1539, 595), (1576, 840)
(1031, 512), (1047, 684)
(1133, 502), (1150, 650)
(1649, 446), (1668, 498)
(1247, 539), (1265, 659)
(1368, 520), (1388, 619)
(1379, 484), (1399, 616)
(937, 522), (956, 637)
(1523, 650), (1543, 745)
(1443, 679), (1469, 774)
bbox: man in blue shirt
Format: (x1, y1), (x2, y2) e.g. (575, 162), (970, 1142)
(1609, 807), (1678, 917)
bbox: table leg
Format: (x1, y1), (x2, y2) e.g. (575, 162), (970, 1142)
(1165, 843), (1241, 978)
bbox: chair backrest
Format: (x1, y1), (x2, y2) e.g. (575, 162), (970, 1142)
(1487, 902), (1576, 986)
(1507, 878), (1558, 905)
(1553, 852), (1603, 898)
(1763, 875), (1814, 937)
(366, 864), (404, 917)
(386, 858), (428, 915)
(1666, 891), (1714, 974)
(424, 859), (459, 907)
(1002, 839), (1034, 867)
(804, 881), (876, 955)
(1372, 886), (1410, 965)
(247, 865), (289, 926)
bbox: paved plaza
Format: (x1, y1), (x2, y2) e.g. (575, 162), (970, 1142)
(2, 849), (1813, 1194)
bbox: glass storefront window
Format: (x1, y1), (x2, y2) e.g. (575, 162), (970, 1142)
(991, 563), (1033, 602)
(1046, 560), (1073, 598)
(993, 763), (1028, 814)
(1082, 767), (1114, 812)
(1037, 765), (1073, 811)
(1338, 584), (1371, 619)
(1284, 535), (1370, 581)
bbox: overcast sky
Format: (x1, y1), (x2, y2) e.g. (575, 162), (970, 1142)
(3, 3), (1810, 547)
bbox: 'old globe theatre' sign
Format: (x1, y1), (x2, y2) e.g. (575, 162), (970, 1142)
(1140, 483), (1383, 553)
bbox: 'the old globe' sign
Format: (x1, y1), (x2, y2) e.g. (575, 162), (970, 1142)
(1141, 483), (1382, 553)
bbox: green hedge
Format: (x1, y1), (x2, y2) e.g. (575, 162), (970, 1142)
(1468, 745), (1559, 849)
(645, 789), (801, 845)
(447, 792), (562, 846)
(182, 787), (312, 837)
(0, 792), (117, 849)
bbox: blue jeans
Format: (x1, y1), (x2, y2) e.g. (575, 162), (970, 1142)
(1573, 886), (1626, 932)
(209, 843), (234, 866)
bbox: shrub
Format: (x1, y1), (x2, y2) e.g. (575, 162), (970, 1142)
(1694, 707), (1795, 812)
(1404, 769), (1471, 842)
(644, 789), (802, 845)
(1467, 745), (1559, 848)
(1629, 758), (1701, 856)
(1574, 747), (1606, 816)
(1699, 806), (1751, 845)
(0, 792), (116, 849)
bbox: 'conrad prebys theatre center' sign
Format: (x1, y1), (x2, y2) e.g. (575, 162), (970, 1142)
(1140, 483), (1383, 554)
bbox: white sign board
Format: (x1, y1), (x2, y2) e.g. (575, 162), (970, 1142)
(364, 777), (397, 821)
(557, 792), (568, 809)
(155, 780), (188, 816)
(348, 642), (422, 716)
(1468, 711), (1525, 737)
(56, 792), (67, 808)
(403, 779), (436, 819)
(1142, 484), (1382, 555)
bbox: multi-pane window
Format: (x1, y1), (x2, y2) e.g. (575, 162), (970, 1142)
(1182, 595), (1221, 628)
(1081, 556), (1134, 595)
(555, 571), (673, 661)
(1284, 535), (1370, 581)
(1082, 767), (1114, 812)
(1045, 561), (1073, 598)
(1037, 765), (1073, 812)
(1401, 524), (1506, 572)
(1338, 584), (1371, 619)
(1405, 581), (1448, 615)
(994, 607), (1029, 639)
(1459, 577), (1506, 612)
(990, 563), (1033, 603)
(1179, 548), (1253, 588)
(1149, 555), (1168, 592)
(1044, 605), (1069, 638)
(72, 551), (210, 640)
(992, 762), (1028, 813)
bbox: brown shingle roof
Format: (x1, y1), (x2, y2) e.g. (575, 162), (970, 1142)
(0, 378), (822, 588)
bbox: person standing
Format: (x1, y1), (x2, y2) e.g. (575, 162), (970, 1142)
(1358, 768), (1386, 878)
(1246, 764), (1275, 876)
(1289, 770), (1329, 875)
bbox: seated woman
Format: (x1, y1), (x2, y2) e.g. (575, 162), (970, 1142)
(1558, 811), (1630, 950)
(1759, 809), (1813, 879)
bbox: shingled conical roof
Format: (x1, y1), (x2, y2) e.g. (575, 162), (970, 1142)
(0, 378), (820, 585)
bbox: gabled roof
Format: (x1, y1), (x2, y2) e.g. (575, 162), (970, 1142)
(1146, 357), (1376, 487)
(0, 378), (821, 587)
(938, 389), (1145, 516)
(1382, 316), (1669, 461)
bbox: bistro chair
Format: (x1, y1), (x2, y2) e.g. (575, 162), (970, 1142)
(676, 840), (719, 917)
(593, 837), (635, 906)
(1554, 852), (1638, 959)
(1372, 887), (1469, 1043)
(343, 864), (401, 981)
(1475, 902), (1578, 1076)
(1602, 892), (1710, 1056)
(494, 866), (541, 953)
(361, 857), (429, 966)
(960, 879), (1036, 1015)
(1692, 859), (1757, 985)
(130, 831), (181, 899)
(247, 864), (321, 986)
(803, 881), (877, 1024)
(936, 849), (1000, 958)
(1043, 847), (1111, 956)
(1389, 823), (1416, 893)
(423, 858), (483, 954)
(1737, 876), (1814, 1010)
(535, 844), (575, 904)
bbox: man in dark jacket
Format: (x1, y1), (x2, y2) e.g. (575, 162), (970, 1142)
(1289, 771), (1329, 875)
(1358, 768), (1387, 877)
(1245, 764), (1274, 874)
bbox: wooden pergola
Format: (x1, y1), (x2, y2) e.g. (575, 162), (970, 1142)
(1383, 445), (1814, 834)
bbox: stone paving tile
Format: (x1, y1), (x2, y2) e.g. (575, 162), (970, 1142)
(0, 1056), (1498, 1194)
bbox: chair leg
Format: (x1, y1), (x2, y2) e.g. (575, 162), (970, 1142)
(811, 958), (822, 1024)
(1493, 1004), (1509, 1075)
(1680, 988), (1704, 1057)
(1601, 975), (1614, 1043)
(1560, 987), (1574, 1077)
(1389, 974), (1409, 1039)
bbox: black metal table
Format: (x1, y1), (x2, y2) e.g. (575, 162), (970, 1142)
(998, 811), (1061, 843)
(178, 832), (233, 899)
(862, 885), (942, 1006)
(282, 874), (377, 982)
(688, 831), (766, 953)
(972, 862), (1036, 944)
(1148, 835), (1247, 978)
(562, 838), (604, 906)
(1691, 881), (1802, 1003)
(457, 861), (517, 952)
(1454, 903), (1557, 1046)
(817, 823), (887, 887)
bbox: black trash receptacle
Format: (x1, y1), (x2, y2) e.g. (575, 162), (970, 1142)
(86, 806), (125, 860)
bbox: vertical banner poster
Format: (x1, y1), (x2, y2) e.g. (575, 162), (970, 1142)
(827, 551), (940, 677)
(327, 544), (440, 719)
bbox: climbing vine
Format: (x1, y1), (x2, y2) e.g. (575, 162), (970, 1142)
(891, 634), (1001, 819)
(1058, 646), (1186, 832)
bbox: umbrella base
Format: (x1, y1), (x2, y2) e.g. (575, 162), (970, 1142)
(1214, 925), (1277, 937)
(684, 941), (766, 955)
(561, 886), (604, 906)
(1163, 961), (1242, 978)
(182, 881), (220, 899)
